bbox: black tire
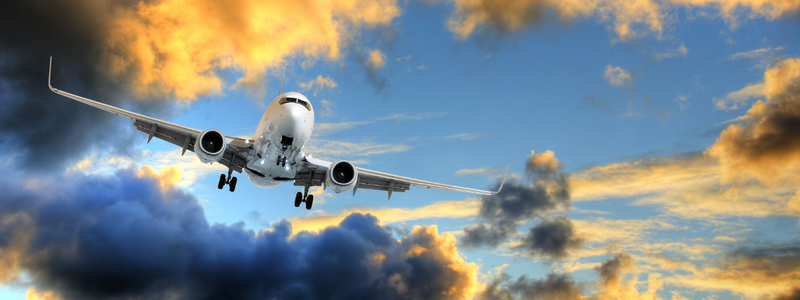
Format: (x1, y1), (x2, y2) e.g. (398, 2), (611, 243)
(229, 177), (237, 192)
(294, 192), (303, 207)
(218, 174), (226, 190)
(305, 195), (314, 210)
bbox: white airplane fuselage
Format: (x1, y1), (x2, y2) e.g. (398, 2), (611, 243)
(243, 92), (314, 188)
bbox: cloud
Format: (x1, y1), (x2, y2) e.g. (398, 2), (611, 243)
(305, 139), (410, 159)
(0, 168), (482, 300)
(439, 0), (800, 41)
(108, 0), (401, 100)
(0, 0), (159, 172)
(396, 55), (412, 61)
(456, 167), (504, 176)
(289, 199), (480, 234)
(299, 75), (338, 96)
(666, 243), (800, 299)
(729, 46), (783, 60)
(478, 251), (662, 300)
(314, 112), (447, 136)
(478, 272), (589, 300)
(366, 49), (388, 70)
(707, 58), (800, 183)
(461, 150), (572, 250)
(570, 152), (799, 219)
(712, 82), (765, 110)
(655, 44), (690, 60)
(595, 252), (664, 300)
(516, 216), (586, 260)
(604, 64), (634, 87)
(445, 133), (485, 141)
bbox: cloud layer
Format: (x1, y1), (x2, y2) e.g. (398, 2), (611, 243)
(0, 168), (480, 300)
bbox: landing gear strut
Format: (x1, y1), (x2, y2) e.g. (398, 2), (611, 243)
(294, 181), (314, 210)
(217, 168), (237, 192)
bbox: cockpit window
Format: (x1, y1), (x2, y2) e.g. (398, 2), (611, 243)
(279, 97), (310, 111)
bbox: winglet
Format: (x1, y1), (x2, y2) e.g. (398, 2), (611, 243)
(495, 165), (509, 194)
(48, 56), (54, 91)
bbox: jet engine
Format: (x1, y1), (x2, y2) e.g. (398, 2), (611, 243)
(194, 129), (227, 163)
(325, 160), (358, 194)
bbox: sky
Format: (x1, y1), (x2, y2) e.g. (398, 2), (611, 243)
(1, 0), (800, 299)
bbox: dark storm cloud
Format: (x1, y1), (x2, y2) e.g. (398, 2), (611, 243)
(460, 151), (573, 254)
(595, 252), (632, 285)
(774, 288), (800, 300)
(0, 0), (169, 171)
(0, 169), (477, 300)
(477, 252), (642, 300)
(479, 272), (587, 300)
(516, 216), (585, 260)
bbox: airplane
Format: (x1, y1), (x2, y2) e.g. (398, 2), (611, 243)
(48, 57), (506, 209)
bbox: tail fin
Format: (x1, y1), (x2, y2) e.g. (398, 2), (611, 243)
(277, 66), (286, 95)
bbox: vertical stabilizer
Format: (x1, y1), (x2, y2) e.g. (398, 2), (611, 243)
(278, 66), (286, 96)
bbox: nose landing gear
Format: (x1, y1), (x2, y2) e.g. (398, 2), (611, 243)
(217, 168), (237, 192)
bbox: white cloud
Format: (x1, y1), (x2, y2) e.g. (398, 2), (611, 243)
(604, 64), (633, 87)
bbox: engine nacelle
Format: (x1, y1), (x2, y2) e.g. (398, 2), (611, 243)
(194, 129), (227, 163)
(325, 160), (358, 194)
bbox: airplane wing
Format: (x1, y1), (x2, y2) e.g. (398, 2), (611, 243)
(294, 153), (507, 200)
(48, 57), (252, 173)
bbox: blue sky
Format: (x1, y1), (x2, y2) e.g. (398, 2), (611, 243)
(2, 0), (800, 299)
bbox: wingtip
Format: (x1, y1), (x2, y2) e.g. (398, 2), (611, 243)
(495, 165), (509, 194)
(48, 56), (54, 91)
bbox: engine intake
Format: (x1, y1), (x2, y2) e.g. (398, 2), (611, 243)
(194, 129), (227, 163)
(326, 160), (358, 194)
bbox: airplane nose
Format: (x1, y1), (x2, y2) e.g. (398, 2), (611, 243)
(279, 104), (307, 137)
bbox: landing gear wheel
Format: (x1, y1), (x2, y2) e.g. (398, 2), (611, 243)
(305, 195), (314, 210)
(229, 177), (237, 192)
(218, 174), (226, 190)
(295, 192), (303, 207)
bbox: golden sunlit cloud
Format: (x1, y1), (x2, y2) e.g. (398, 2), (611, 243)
(365, 48), (387, 69)
(399, 225), (480, 299)
(137, 165), (183, 192)
(571, 153), (799, 219)
(438, 0), (800, 41)
(707, 58), (800, 184)
(106, 0), (401, 101)
(26, 289), (63, 300)
(298, 75), (338, 96)
(604, 64), (634, 87)
(289, 199), (479, 233)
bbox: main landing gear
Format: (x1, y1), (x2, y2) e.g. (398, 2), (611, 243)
(218, 168), (237, 192)
(294, 184), (314, 210)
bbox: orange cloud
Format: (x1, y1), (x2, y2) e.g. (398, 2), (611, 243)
(365, 48), (387, 69)
(137, 165), (182, 193)
(299, 75), (338, 96)
(106, 0), (401, 101)
(441, 0), (800, 41)
(289, 199), (479, 233)
(571, 153), (798, 219)
(707, 58), (800, 183)
(399, 225), (480, 299)
(26, 289), (63, 300)
(0, 214), (33, 285)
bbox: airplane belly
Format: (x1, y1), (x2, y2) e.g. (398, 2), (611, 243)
(244, 156), (296, 188)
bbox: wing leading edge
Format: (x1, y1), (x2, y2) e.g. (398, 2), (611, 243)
(48, 57), (251, 172)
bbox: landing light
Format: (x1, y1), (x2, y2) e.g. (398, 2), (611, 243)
(260, 159), (265, 165)
(285, 165), (290, 171)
